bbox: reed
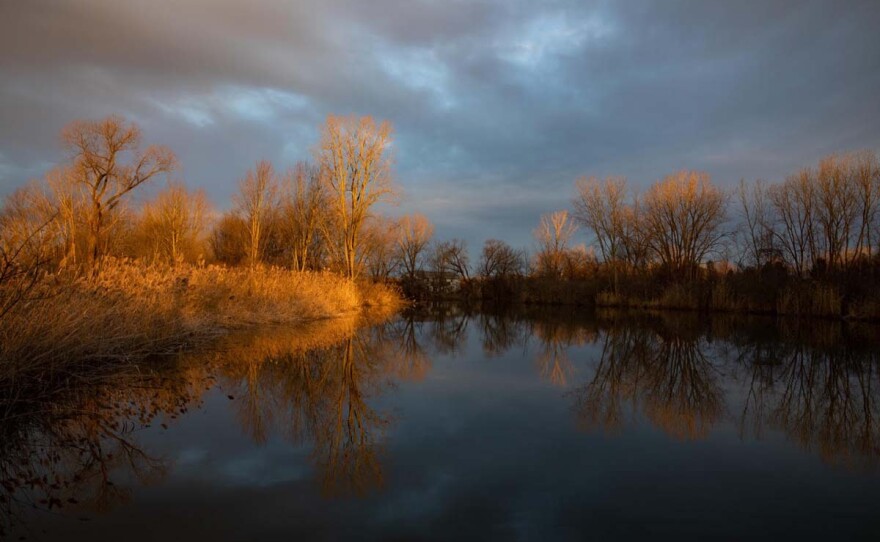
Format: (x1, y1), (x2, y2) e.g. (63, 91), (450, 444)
(0, 258), (401, 384)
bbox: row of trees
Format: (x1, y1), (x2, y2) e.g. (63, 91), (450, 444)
(403, 150), (879, 296)
(2, 113), (878, 303)
(0, 114), (444, 283)
(570, 170), (727, 282)
(560, 152), (880, 283)
(737, 151), (880, 275)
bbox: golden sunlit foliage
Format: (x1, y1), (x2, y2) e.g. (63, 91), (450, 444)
(318, 115), (396, 279)
(641, 170), (727, 275)
(533, 210), (579, 277)
(0, 258), (399, 382)
(61, 115), (176, 267)
(134, 182), (209, 265)
(0, 114), (405, 396)
(235, 160), (280, 268)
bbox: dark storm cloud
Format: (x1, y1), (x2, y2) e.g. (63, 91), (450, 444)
(1, 0), (879, 248)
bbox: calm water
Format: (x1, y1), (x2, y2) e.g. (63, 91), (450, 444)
(3, 306), (880, 540)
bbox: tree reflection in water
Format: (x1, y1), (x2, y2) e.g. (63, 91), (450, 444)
(2, 306), (880, 535)
(735, 321), (880, 469)
(477, 311), (529, 358)
(573, 316), (724, 440)
(213, 320), (398, 496)
(423, 304), (470, 357)
(528, 316), (596, 387)
(0, 312), (398, 533)
(572, 312), (880, 468)
(0, 360), (205, 537)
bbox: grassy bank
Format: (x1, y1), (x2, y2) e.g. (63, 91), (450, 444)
(0, 258), (401, 386)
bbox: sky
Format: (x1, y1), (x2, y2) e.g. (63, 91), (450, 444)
(1, 0), (879, 250)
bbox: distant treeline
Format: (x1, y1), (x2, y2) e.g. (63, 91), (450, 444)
(400, 153), (880, 319)
(2, 114), (880, 319)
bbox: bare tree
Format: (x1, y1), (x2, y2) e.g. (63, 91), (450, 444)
(61, 115), (175, 267)
(280, 162), (326, 272)
(736, 178), (775, 267)
(210, 213), (249, 266)
(317, 115), (395, 279)
(852, 150), (880, 259)
(533, 210), (578, 277)
(769, 169), (817, 277)
(362, 216), (399, 280)
(573, 176), (630, 264)
(430, 238), (470, 281)
(641, 171), (727, 276)
(815, 154), (859, 269)
(765, 151), (880, 275)
(573, 176), (636, 290)
(395, 213), (434, 279)
(619, 198), (650, 270)
(478, 239), (524, 280)
(234, 160), (279, 267)
(139, 182), (208, 264)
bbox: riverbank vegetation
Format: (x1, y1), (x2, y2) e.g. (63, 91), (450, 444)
(383, 152), (880, 320)
(0, 114), (402, 384)
(3, 111), (880, 394)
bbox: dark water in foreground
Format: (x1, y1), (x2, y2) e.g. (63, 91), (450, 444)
(3, 306), (880, 540)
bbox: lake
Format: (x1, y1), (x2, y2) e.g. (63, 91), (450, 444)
(3, 305), (880, 540)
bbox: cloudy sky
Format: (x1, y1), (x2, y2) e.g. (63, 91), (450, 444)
(1, 0), (879, 248)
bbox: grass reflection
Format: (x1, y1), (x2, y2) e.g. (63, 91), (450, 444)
(2, 305), (880, 536)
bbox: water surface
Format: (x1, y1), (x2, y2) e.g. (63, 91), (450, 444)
(3, 306), (880, 540)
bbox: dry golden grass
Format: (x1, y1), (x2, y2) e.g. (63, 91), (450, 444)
(0, 258), (401, 381)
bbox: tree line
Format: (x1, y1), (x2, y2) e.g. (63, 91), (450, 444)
(0, 114), (432, 284)
(513, 151), (880, 315)
(390, 149), (880, 317)
(406, 150), (880, 315)
(2, 113), (879, 315)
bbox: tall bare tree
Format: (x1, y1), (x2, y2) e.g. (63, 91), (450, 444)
(852, 150), (880, 259)
(533, 210), (578, 277)
(736, 178), (775, 267)
(317, 115), (395, 279)
(573, 176), (630, 264)
(430, 238), (470, 281)
(769, 169), (817, 277)
(61, 115), (175, 267)
(139, 182), (208, 264)
(234, 160), (279, 267)
(280, 162), (326, 271)
(395, 213), (434, 279)
(815, 154), (859, 269)
(641, 170), (727, 276)
(478, 239), (524, 279)
(573, 176), (634, 291)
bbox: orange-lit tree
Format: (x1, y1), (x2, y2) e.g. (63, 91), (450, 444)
(61, 115), (175, 267)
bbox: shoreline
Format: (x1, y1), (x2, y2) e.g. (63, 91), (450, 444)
(0, 258), (403, 386)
